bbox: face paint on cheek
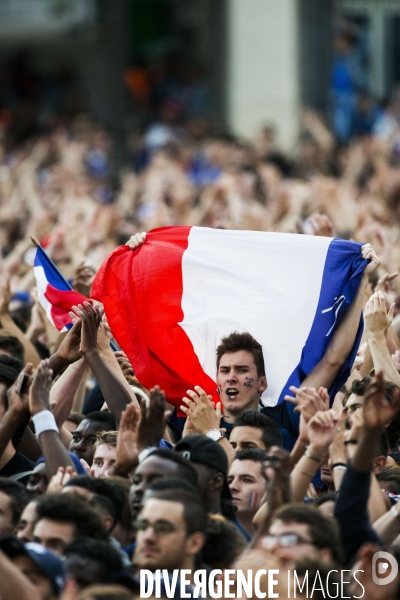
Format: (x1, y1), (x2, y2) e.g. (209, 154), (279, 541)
(244, 377), (254, 388)
(217, 385), (222, 395)
(247, 491), (259, 509)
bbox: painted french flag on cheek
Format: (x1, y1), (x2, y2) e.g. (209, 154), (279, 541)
(91, 226), (367, 410)
(34, 246), (90, 332)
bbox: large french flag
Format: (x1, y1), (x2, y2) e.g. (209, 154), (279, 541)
(91, 226), (366, 417)
(34, 246), (89, 332)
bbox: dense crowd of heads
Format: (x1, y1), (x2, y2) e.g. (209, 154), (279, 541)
(2, 61), (400, 599)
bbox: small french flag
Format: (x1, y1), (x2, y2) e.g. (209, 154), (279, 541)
(33, 246), (89, 332)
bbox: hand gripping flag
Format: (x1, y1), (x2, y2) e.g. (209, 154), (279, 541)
(33, 245), (90, 332)
(91, 226), (367, 418)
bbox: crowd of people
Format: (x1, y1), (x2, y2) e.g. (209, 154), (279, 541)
(2, 64), (400, 599)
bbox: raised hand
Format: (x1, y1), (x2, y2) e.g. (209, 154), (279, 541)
(6, 364), (34, 418)
(362, 243), (381, 275)
(364, 291), (394, 337)
(284, 385), (330, 422)
(29, 359), (53, 416)
(47, 466), (77, 493)
(72, 262), (96, 297)
(137, 386), (170, 451)
(71, 302), (102, 354)
(307, 409), (339, 454)
(363, 370), (400, 431)
(180, 386), (221, 434)
(113, 403), (140, 476)
(126, 232), (146, 249)
(55, 319), (83, 365)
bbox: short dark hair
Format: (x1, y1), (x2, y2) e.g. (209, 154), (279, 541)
(349, 376), (399, 403)
(63, 476), (126, 523)
(145, 449), (199, 487)
(233, 410), (282, 448)
(146, 478), (198, 495)
(273, 504), (343, 566)
(216, 332), (265, 378)
(0, 332), (24, 365)
(65, 412), (84, 427)
(147, 489), (207, 536)
(62, 538), (123, 580)
(0, 478), (31, 525)
(377, 465), (400, 495)
(234, 448), (269, 463)
(202, 514), (246, 569)
(85, 411), (116, 431)
(35, 494), (108, 541)
(312, 492), (337, 509)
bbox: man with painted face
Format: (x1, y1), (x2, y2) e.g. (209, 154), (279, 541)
(68, 411), (116, 467)
(127, 234), (380, 446)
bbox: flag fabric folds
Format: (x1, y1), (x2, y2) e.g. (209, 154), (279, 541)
(92, 226), (367, 411)
(33, 246), (89, 332)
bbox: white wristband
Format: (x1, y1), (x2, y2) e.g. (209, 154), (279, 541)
(32, 410), (59, 437)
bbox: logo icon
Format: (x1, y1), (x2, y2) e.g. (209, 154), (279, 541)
(372, 551), (398, 585)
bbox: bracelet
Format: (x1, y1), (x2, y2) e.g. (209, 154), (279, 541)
(391, 505), (400, 520)
(344, 440), (358, 445)
(304, 447), (325, 462)
(32, 410), (59, 437)
(332, 463), (347, 471)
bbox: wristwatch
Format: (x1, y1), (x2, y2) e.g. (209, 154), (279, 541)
(206, 429), (223, 442)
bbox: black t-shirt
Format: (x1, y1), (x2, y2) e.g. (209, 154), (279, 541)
(0, 451), (35, 478)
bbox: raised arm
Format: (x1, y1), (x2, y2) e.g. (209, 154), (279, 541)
(29, 359), (74, 478)
(72, 302), (135, 424)
(364, 291), (400, 386)
(302, 243), (380, 391)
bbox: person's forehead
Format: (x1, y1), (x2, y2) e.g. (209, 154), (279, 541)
(230, 426), (264, 444)
(94, 444), (116, 459)
(141, 498), (184, 523)
(77, 420), (107, 436)
(138, 456), (180, 477)
(20, 501), (38, 522)
(345, 393), (364, 407)
(34, 518), (74, 537)
(219, 350), (257, 369)
(229, 458), (262, 477)
(269, 519), (311, 538)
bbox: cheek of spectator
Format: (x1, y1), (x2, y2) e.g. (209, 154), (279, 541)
(0, 490), (15, 536)
(17, 500), (39, 543)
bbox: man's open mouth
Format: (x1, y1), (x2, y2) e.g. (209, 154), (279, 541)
(226, 388), (239, 400)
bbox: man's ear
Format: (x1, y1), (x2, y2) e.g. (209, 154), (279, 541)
(185, 531), (206, 557)
(210, 471), (224, 494)
(258, 376), (267, 394)
(373, 455), (387, 475)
